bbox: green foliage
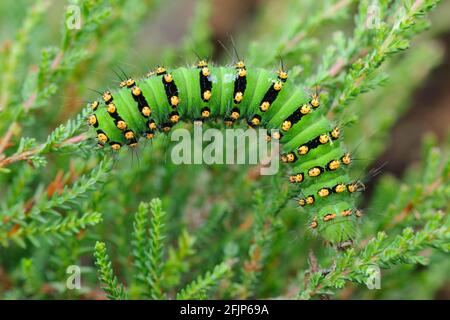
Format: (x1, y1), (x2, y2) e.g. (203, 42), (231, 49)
(0, 0), (448, 300)
(0, 159), (110, 247)
(300, 216), (448, 298)
(95, 199), (231, 299)
(317, 139), (449, 299)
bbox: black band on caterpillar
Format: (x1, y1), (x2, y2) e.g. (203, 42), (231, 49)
(199, 66), (212, 102)
(130, 82), (152, 118)
(297, 129), (340, 157)
(281, 104), (313, 132)
(258, 79), (283, 113)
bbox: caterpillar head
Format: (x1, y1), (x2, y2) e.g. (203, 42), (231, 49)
(196, 60), (208, 68)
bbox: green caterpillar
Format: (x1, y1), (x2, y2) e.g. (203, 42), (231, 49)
(87, 59), (363, 248)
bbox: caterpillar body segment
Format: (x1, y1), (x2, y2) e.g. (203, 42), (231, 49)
(89, 62), (360, 247)
(313, 201), (358, 247)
